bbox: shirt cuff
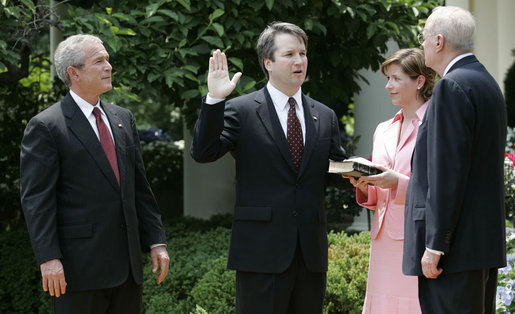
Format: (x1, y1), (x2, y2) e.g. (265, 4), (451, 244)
(150, 243), (167, 250)
(206, 94), (225, 105)
(426, 247), (445, 255)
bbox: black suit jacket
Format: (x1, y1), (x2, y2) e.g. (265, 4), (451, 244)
(20, 92), (166, 291)
(403, 56), (507, 276)
(191, 87), (347, 273)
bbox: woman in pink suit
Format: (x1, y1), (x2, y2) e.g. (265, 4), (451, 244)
(346, 48), (435, 314)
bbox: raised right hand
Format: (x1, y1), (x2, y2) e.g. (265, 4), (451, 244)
(40, 258), (67, 297)
(207, 49), (242, 99)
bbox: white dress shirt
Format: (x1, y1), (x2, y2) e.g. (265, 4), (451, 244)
(205, 82), (306, 143)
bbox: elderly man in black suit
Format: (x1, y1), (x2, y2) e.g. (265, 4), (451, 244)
(20, 34), (169, 314)
(403, 6), (507, 313)
(191, 22), (347, 313)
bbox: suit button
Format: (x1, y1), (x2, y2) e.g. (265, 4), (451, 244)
(292, 211), (297, 216)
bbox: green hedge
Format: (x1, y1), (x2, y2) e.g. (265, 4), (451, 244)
(0, 215), (369, 313)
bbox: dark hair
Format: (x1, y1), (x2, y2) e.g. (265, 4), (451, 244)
(381, 48), (436, 102)
(256, 22), (308, 79)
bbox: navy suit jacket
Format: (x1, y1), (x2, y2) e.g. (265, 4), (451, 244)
(191, 87), (347, 273)
(20, 92), (166, 291)
(403, 56), (507, 276)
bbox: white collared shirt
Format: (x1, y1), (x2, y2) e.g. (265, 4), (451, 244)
(266, 82), (305, 144)
(205, 82), (306, 143)
(70, 90), (115, 143)
(443, 52), (474, 77)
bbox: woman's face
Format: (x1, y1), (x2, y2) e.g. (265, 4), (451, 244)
(384, 63), (420, 107)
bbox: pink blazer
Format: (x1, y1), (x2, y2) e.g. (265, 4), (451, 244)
(356, 102), (428, 240)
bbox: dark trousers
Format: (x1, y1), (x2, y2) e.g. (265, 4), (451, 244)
(52, 275), (142, 314)
(235, 244), (326, 314)
(418, 268), (498, 314)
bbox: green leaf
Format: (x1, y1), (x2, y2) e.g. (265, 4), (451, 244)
(265, 0), (274, 11)
(158, 9), (179, 21)
(176, 0), (191, 11)
(116, 28), (136, 36)
(228, 57), (243, 71)
(201, 36), (224, 48)
(243, 80), (256, 92)
(182, 89), (200, 99)
(209, 9), (224, 21)
(183, 65), (200, 74)
(144, 16), (166, 24)
(212, 23), (224, 37)
(147, 72), (161, 83)
(19, 0), (35, 14)
(146, 3), (161, 18)
(366, 24), (376, 40)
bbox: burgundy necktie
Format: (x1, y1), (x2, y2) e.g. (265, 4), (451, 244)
(93, 107), (120, 185)
(287, 97), (303, 171)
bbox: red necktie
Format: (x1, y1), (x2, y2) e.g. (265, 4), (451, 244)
(93, 107), (120, 185)
(287, 97), (303, 171)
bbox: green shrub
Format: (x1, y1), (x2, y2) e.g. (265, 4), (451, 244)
(1, 215), (370, 313)
(142, 225), (231, 313)
(191, 256), (236, 313)
(181, 229), (370, 314)
(0, 225), (51, 313)
(325, 231), (370, 314)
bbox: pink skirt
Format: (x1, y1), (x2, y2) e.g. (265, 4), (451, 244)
(362, 229), (421, 314)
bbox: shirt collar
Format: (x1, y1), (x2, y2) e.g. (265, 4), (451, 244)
(267, 82), (302, 111)
(70, 90), (103, 117)
(443, 52), (473, 77)
(391, 100), (429, 124)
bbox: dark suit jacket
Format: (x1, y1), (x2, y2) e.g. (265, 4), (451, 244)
(191, 87), (347, 273)
(403, 55), (507, 276)
(20, 92), (166, 291)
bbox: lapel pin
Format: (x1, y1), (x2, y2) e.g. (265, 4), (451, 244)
(118, 123), (122, 128)
(313, 116), (318, 121)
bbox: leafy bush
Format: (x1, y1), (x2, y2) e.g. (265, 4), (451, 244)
(182, 228), (370, 314)
(496, 222), (515, 312)
(325, 231), (370, 314)
(0, 225), (51, 313)
(1, 213), (370, 313)
(141, 219), (232, 313)
(191, 256), (236, 313)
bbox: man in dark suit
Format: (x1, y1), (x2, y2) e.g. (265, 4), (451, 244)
(20, 34), (170, 314)
(403, 6), (507, 313)
(190, 22), (347, 313)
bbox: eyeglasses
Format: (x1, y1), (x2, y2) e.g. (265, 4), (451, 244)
(417, 34), (425, 45)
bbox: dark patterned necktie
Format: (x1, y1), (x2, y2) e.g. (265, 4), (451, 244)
(93, 107), (120, 185)
(287, 97), (303, 171)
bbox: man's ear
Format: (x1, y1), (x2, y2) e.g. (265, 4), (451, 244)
(435, 34), (445, 52)
(67, 66), (78, 82)
(264, 58), (272, 72)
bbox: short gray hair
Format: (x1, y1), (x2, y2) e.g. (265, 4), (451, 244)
(426, 6), (475, 52)
(54, 34), (103, 87)
(256, 22), (308, 79)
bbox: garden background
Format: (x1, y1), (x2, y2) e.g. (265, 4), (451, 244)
(2, 0), (515, 313)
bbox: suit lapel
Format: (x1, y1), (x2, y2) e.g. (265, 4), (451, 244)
(256, 88), (298, 172)
(101, 102), (126, 187)
(62, 93), (120, 190)
(298, 95), (318, 175)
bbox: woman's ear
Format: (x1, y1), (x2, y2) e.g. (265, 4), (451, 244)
(417, 75), (426, 90)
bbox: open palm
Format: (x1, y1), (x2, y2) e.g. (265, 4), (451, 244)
(207, 49), (242, 99)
